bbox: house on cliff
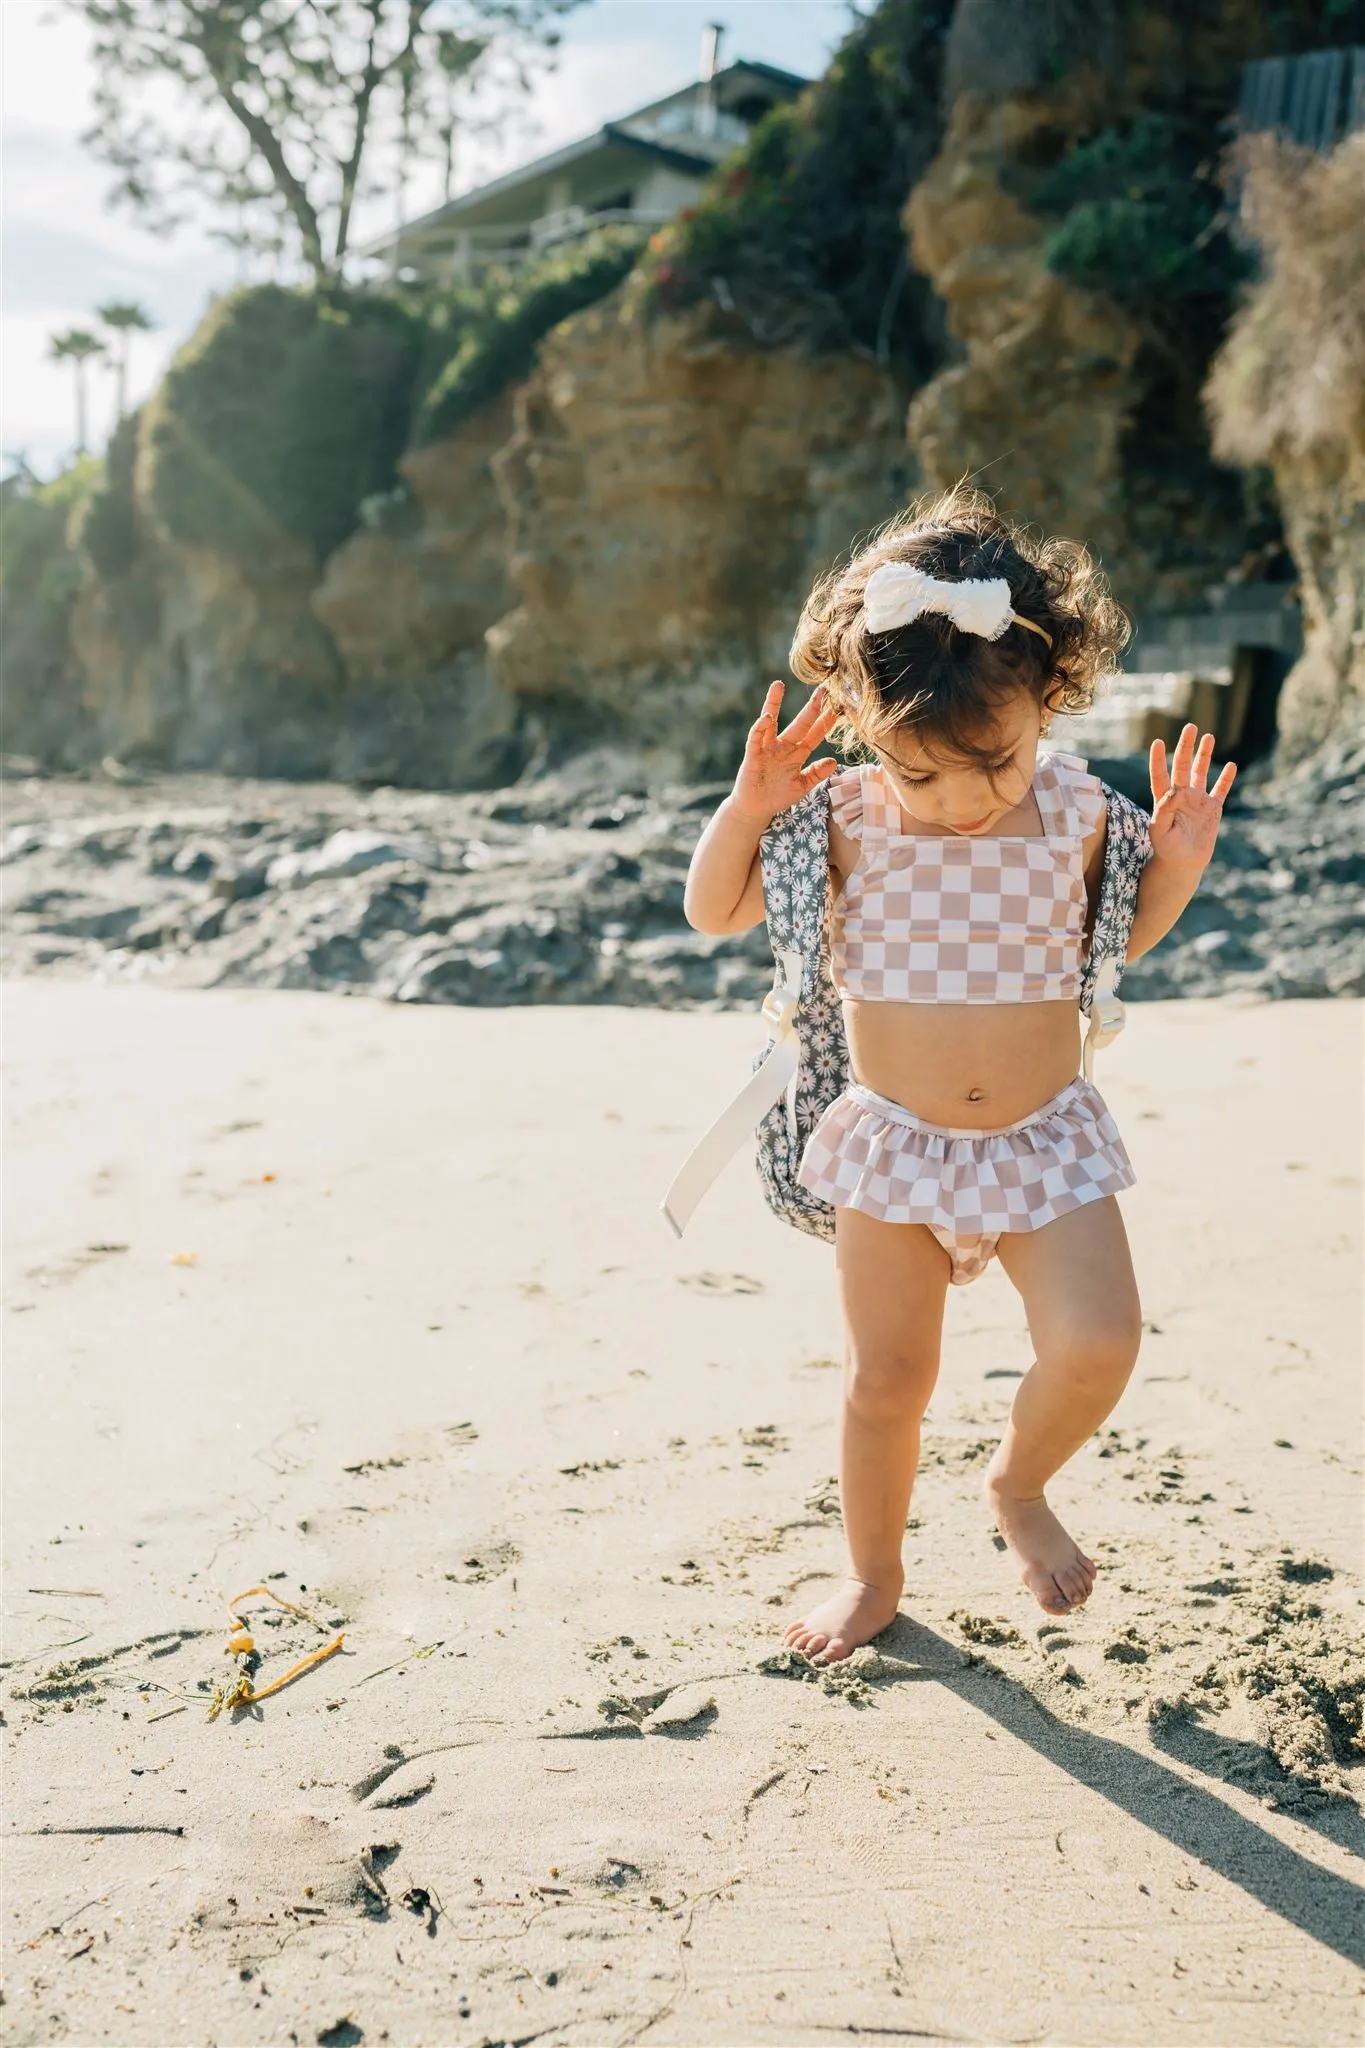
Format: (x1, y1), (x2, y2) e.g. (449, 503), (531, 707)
(362, 33), (806, 285)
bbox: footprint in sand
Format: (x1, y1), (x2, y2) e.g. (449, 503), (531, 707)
(740, 1424), (789, 1468)
(1104, 1628), (1150, 1663)
(367, 1767), (436, 1810)
(586, 1634), (650, 1663)
(678, 1271), (765, 1297)
(445, 1540), (520, 1584)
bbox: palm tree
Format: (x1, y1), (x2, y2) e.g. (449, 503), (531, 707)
(47, 328), (108, 455)
(96, 301), (154, 419)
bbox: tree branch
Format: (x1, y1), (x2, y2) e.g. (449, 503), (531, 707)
(332, 0), (388, 269)
(68, 0), (581, 286)
(216, 78), (328, 273)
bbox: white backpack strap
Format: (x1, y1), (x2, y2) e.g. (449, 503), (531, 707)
(661, 947), (804, 1238)
(1082, 954), (1125, 1080)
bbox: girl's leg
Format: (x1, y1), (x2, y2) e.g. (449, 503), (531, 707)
(987, 1196), (1142, 1615)
(786, 1208), (950, 1662)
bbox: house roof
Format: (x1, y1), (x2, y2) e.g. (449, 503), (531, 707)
(361, 57), (807, 257)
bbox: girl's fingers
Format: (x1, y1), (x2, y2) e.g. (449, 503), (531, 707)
(1170, 722), (1197, 787)
(1210, 759), (1238, 806)
(800, 756), (840, 790)
(755, 680), (784, 726)
(747, 682), (784, 750)
(1149, 737), (1171, 803)
(779, 683), (831, 746)
(1191, 731), (1215, 794)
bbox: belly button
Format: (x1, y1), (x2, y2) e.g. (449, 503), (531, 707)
(966, 1087), (985, 1103)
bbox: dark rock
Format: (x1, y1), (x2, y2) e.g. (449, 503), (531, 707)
(187, 902), (227, 944)
(211, 864), (270, 902)
(124, 911), (179, 951)
(40, 902), (148, 943)
(305, 935), (370, 982)
(2, 745), (1359, 1012)
(170, 841), (221, 881)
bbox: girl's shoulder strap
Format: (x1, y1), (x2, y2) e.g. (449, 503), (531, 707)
(836, 760), (899, 843)
(828, 762), (885, 842)
(1032, 747), (1100, 839)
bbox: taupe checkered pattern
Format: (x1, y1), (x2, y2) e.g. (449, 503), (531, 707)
(797, 1077), (1135, 1286)
(829, 751), (1106, 1005)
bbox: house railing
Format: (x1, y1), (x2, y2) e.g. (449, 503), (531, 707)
(1238, 46), (1365, 152)
(528, 204), (674, 251)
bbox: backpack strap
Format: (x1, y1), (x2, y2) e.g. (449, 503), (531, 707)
(1079, 780), (1154, 1068)
(757, 781), (832, 1000)
(660, 945), (803, 1238)
(1082, 955), (1124, 1079)
(660, 784), (833, 1236)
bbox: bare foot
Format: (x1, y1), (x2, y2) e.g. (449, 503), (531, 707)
(784, 1575), (902, 1664)
(984, 1475), (1096, 1615)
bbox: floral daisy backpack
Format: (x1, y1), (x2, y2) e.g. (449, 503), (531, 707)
(662, 757), (1152, 1241)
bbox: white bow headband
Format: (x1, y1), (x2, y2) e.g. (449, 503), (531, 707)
(863, 562), (1053, 649)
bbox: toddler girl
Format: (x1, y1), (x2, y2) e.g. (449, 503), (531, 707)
(684, 488), (1235, 1660)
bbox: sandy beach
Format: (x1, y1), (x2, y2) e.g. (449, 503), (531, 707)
(3, 980), (1362, 2047)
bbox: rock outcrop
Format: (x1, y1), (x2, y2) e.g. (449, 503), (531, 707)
(904, 0), (1299, 612)
(905, 88), (1146, 580)
(63, 399), (523, 788)
(4, 747), (1361, 1005)
(311, 401), (521, 786)
(487, 296), (913, 776)
(70, 536), (344, 779)
(39, 286), (523, 788)
(1206, 133), (1365, 763)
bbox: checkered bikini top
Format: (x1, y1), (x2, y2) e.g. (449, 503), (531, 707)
(829, 749), (1106, 1005)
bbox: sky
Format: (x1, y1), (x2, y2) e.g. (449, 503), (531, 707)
(2, 1), (855, 475)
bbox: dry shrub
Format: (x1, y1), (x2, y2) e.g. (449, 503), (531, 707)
(1207, 131), (1365, 473)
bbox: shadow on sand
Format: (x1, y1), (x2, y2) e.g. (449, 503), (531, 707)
(875, 1616), (1365, 1970)
(1147, 1710), (1365, 1860)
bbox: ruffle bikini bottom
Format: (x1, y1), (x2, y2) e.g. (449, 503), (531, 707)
(797, 1074), (1134, 1284)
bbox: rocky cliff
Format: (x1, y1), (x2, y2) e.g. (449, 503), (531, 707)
(311, 402), (520, 785)
(905, 87), (1150, 587)
(38, 289), (523, 787)
(903, 0), (1316, 614)
(487, 296), (912, 775)
(7, 2), (1357, 795)
(70, 531), (344, 778)
(1207, 133), (1365, 763)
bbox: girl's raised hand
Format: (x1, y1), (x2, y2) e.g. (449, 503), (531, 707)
(731, 681), (840, 825)
(1149, 723), (1237, 870)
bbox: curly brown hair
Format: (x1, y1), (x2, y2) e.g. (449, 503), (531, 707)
(789, 484), (1129, 766)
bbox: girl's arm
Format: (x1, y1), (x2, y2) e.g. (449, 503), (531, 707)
(684, 681), (839, 935)
(683, 798), (770, 934)
(1126, 724), (1237, 961)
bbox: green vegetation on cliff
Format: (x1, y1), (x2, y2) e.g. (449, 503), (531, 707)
(0, 460), (99, 757)
(141, 286), (422, 564)
(70, 243), (649, 578)
(1035, 116), (1248, 307)
(415, 229), (645, 444)
(636, 0), (955, 373)
(75, 410), (140, 581)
